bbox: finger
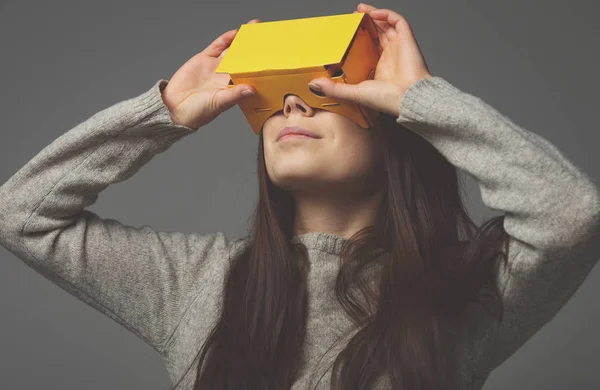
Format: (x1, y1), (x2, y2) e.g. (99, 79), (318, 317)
(358, 4), (405, 34)
(367, 8), (413, 38)
(357, 2), (377, 12)
(202, 29), (238, 58)
(215, 84), (255, 112)
(213, 20), (259, 60)
(368, 10), (400, 39)
(357, 4), (395, 43)
(369, 17), (392, 48)
(309, 78), (362, 105)
(365, 10), (424, 69)
(208, 19), (260, 59)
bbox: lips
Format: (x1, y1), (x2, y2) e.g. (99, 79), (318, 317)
(277, 126), (321, 141)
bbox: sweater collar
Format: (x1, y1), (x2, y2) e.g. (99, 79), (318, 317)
(290, 231), (350, 256)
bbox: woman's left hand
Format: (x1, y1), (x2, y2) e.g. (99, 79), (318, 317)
(308, 3), (433, 117)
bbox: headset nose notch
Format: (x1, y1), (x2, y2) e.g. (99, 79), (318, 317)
(283, 94), (315, 117)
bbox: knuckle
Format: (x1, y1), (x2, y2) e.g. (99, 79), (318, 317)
(396, 14), (410, 27)
(210, 92), (220, 113)
(353, 87), (363, 104)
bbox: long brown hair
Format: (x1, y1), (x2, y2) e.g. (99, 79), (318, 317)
(191, 112), (510, 389)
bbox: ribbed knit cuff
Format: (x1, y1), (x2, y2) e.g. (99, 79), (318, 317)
(123, 79), (197, 139)
(397, 76), (462, 123)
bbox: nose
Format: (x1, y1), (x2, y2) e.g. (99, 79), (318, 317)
(283, 94), (315, 118)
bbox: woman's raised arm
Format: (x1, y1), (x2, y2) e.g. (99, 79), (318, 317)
(0, 78), (241, 355)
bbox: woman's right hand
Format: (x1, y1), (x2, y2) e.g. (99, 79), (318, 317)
(161, 19), (260, 130)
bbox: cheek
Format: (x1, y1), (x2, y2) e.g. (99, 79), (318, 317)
(332, 136), (380, 174)
(263, 143), (319, 179)
(266, 143), (322, 174)
(263, 144), (275, 174)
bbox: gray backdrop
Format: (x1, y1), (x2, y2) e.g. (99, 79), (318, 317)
(1, 0), (598, 388)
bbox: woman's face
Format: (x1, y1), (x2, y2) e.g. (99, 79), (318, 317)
(262, 94), (386, 197)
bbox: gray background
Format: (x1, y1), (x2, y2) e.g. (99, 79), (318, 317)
(0, 0), (598, 388)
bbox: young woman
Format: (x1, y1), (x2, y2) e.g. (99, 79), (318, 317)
(1, 3), (598, 390)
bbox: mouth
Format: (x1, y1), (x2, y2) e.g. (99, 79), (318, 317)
(277, 126), (321, 142)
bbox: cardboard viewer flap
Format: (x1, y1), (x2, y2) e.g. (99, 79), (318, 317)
(216, 12), (366, 74)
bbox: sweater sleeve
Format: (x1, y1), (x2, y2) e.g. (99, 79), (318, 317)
(395, 76), (600, 374)
(0, 79), (236, 355)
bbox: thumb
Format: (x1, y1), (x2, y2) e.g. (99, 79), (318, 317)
(309, 78), (360, 104)
(214, 84), (255, 112)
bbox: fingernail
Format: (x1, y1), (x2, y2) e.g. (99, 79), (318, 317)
(308, 82), (322, 92)
(241, 89), (255, 97)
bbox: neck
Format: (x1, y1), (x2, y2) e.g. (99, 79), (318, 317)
(292, 179), (386, 239)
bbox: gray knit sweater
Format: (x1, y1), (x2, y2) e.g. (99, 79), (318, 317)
(1, 76), (599, 389)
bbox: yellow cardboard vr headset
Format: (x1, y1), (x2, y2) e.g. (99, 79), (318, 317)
(215, 12), (382, 135)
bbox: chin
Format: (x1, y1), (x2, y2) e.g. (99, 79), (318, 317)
(272, 169), (315, 182)
(269, 168), (323, 186)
